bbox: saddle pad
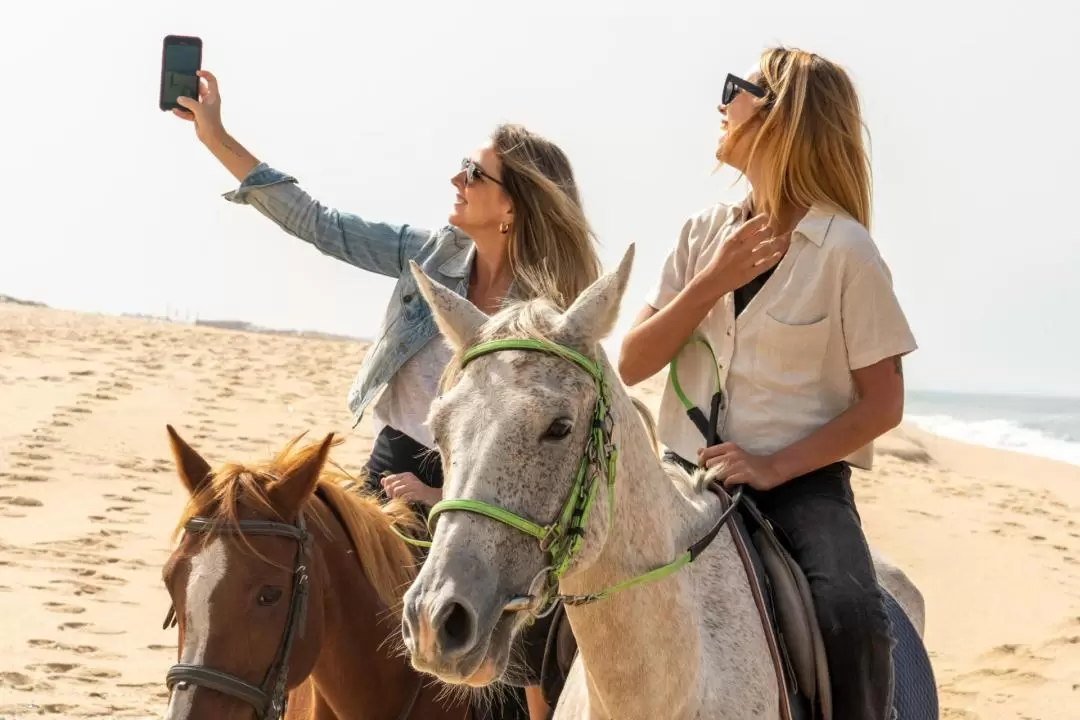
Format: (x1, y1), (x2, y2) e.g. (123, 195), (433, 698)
(736, 489), (940, 720)
(884, 587), (939, 720)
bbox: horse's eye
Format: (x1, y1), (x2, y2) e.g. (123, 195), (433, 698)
(543, 418), (573, 440)
(257, 586), (283, 607)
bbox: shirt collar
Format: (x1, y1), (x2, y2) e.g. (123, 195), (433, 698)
(733, 196), (835, 247)
(435, 232), (523, 302)
(438, 228), (475, 278)
(795, 207), (835, 247)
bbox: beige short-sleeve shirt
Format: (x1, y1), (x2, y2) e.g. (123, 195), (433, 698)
(646, 201), (917, 471)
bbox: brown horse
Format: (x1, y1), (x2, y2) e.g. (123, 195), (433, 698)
(160, 425), (471, 720)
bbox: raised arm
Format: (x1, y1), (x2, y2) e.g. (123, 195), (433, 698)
(175, 70), (426, 279)
(618, 214), (786, 386)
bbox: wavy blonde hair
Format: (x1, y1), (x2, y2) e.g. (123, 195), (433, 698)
(720, 47), (873, 230)
(493, 123), (602, 310)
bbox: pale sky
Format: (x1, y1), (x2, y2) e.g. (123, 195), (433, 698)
(2, 0), (1077, 397)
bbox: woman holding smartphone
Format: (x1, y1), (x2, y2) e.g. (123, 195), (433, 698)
(174, 69), (598, 720)
(618, 47), (917, 720)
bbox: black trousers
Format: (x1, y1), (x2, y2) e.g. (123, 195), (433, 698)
(665, 451), (895, 720)
(365, 426), (549, 719)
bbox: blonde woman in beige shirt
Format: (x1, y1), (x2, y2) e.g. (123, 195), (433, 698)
(619, 47), (917, 720)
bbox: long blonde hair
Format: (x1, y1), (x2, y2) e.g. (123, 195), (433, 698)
(721, 47), (873, 230)
(492, 124), (602, 310)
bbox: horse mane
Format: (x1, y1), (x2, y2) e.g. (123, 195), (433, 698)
(172, 433), (422, 615)
(629, 395), (660, 456)
(316, 477), (421, 614)
(627, 392), (715, 496)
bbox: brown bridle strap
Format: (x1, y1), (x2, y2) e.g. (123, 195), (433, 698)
(163, 514), (311, 719)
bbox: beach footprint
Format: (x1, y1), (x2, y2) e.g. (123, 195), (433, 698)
(0, 670), (54, 693)
(0, 496), (43, 507)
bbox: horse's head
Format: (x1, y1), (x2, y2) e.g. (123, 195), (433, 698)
(401, 245), (635, 687)
(161, 427), (335, 720)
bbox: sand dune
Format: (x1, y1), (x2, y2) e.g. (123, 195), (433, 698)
(1, 303), (1078, 718)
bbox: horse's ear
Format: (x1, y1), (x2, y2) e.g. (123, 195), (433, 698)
(268, 432), (336, 515)
(167, 424), (213, 497)
(409, 260), (489, 351)
(557, 243), (635, 348)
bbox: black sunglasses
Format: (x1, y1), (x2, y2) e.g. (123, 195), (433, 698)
(722, 73), (768, 106)
(461, 157), (504, 187)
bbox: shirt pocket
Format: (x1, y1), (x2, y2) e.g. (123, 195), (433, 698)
(752, 312), (832, 391)
(395, 273), (432, 326)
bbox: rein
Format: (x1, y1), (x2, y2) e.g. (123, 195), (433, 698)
(394, 335), (742, 616)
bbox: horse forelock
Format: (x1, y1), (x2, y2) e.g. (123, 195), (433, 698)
(171, 434), (422, 612)
(438, 296), (566, 393)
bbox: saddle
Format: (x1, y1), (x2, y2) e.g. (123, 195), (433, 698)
(726, 490), (831, 720)
(724, 490), (939, 720)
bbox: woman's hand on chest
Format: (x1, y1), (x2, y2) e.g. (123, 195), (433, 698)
(701, 214), (790, 294)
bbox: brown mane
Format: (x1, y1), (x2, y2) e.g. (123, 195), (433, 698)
(172, 433), (423, 614)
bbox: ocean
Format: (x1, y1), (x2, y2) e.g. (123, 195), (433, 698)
(904, 390), (1080, 467)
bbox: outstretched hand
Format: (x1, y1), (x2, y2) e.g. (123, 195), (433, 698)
(174, 70), (226, 145)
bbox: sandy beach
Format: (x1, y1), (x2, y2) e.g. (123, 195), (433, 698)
(1, 301), (1077, 719)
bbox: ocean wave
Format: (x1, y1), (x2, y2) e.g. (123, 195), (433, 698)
(904, 413), (1080, 466)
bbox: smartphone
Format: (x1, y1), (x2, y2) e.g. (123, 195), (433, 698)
(159, 35), (202, 112)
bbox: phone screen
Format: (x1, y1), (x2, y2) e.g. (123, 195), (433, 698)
(160, 36), (201, 111)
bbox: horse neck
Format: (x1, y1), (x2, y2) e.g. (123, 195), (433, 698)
(301, 494), (421, 719)
(557, 378), (707, 719)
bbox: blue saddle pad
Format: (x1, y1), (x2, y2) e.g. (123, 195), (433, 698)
(884, 587), (939, 720)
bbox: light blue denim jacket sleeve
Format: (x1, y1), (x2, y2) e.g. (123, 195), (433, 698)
(222, 162), (432, 279)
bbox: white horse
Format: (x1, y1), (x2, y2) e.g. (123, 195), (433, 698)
(399, 245), (928, 720)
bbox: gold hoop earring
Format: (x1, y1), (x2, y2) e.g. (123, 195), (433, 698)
(499, 222), (510, 234)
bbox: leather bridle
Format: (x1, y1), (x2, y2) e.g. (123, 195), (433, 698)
(162, 513), (312, 719)
(163, 508), (426, 720)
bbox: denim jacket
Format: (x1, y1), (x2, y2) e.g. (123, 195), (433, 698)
(223, 162), (475, 426)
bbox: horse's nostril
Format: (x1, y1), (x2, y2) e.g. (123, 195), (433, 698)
(436, 600), (475, 654)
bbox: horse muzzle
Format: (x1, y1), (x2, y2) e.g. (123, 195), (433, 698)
(402, 582), (491, 679)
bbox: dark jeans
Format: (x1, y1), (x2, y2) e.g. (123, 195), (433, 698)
(366, 426), (547, 719)
(665, 451), (895, 720)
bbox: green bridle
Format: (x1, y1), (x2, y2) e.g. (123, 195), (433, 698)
(404, 337), (616, 616)
(395, 336), (743, 618)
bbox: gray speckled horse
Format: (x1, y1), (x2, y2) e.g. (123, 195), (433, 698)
(399, 245), (927, 720)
